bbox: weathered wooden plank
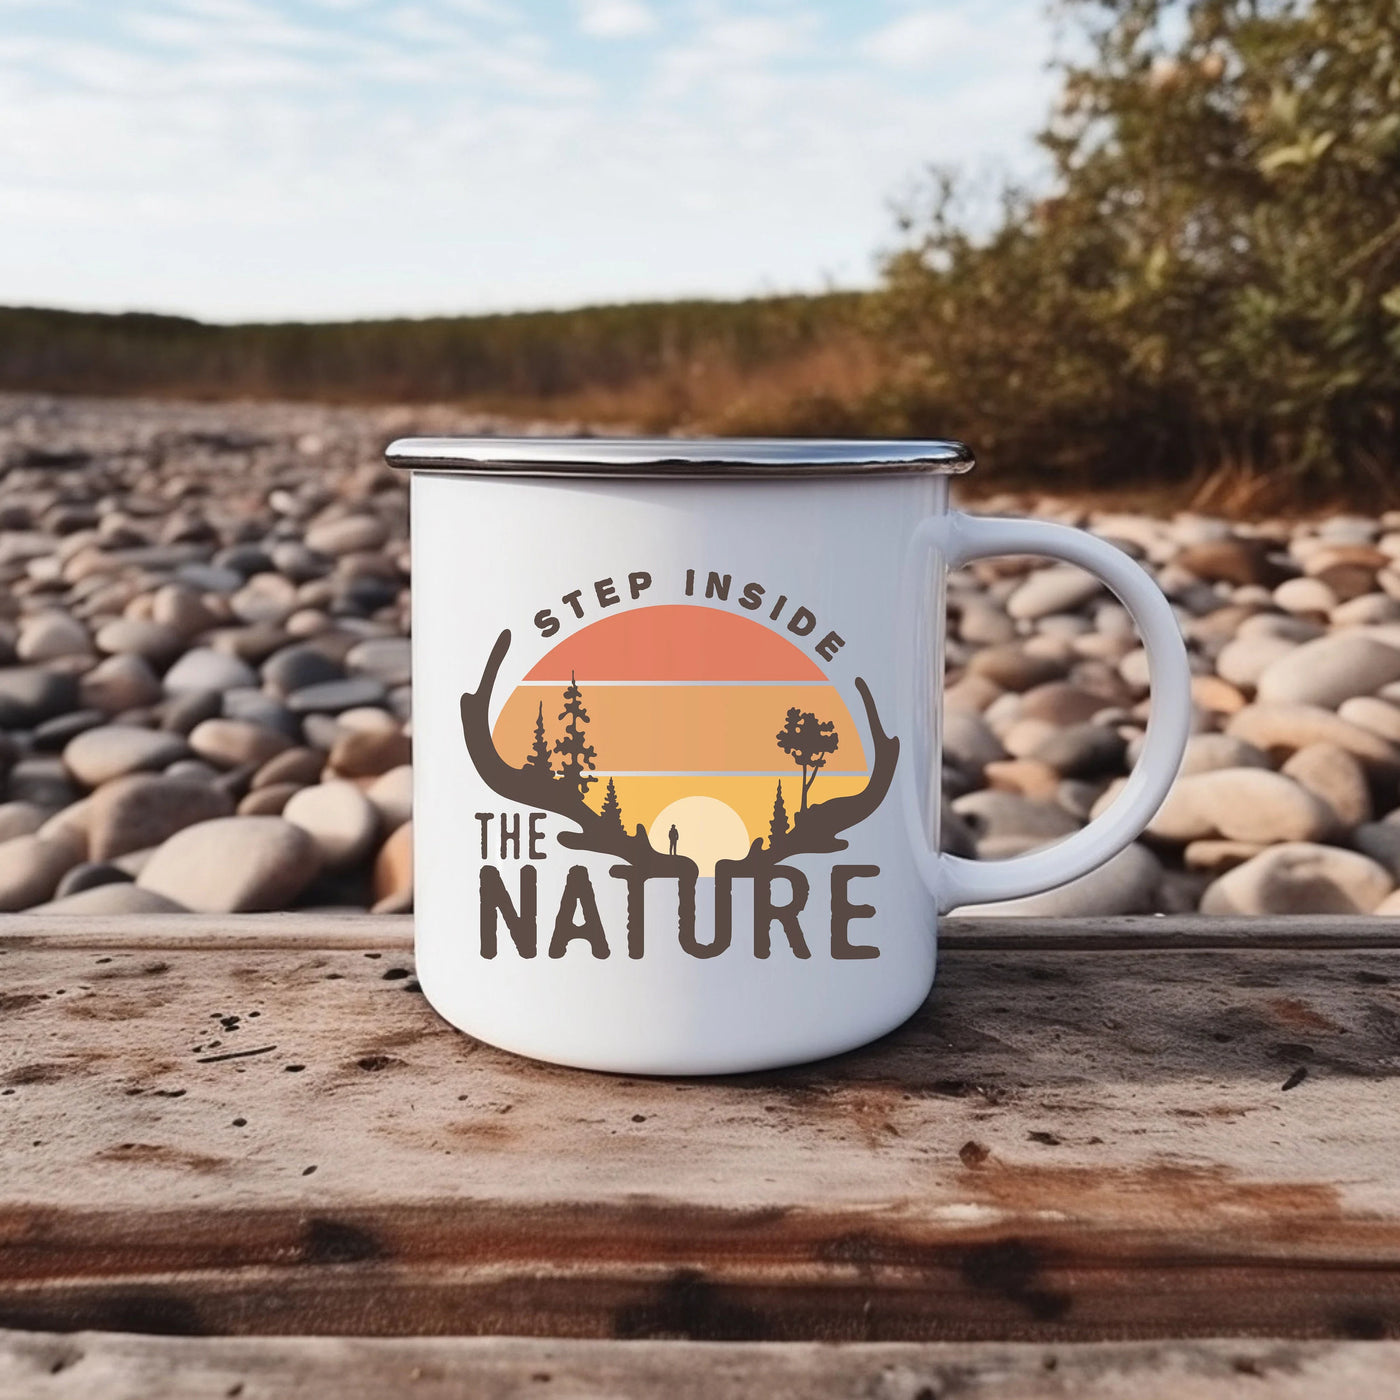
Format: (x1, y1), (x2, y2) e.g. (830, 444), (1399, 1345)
(5, 911), (1400, 953)
(4, 1331), (1400, 1400)
(1, 923), (1398, 1341)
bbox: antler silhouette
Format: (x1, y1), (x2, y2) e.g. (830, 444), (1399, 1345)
(760, 677), (898, 863)
(460, 629), (693, 876)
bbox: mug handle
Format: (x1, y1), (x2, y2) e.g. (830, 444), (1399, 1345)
(914, 511), (1193, 913)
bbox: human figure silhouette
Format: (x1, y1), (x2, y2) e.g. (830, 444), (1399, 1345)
(668, 824), (679, 856)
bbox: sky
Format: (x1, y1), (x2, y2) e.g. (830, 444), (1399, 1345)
(0, 0), (1057, 322)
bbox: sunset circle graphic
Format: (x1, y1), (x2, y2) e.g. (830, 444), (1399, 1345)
(491, 604), (870, 874)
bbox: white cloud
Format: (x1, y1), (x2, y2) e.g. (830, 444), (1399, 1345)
(0, 0), (1056, 319)
(861, 5), (1018, 69)
(574, 0), (656, 39)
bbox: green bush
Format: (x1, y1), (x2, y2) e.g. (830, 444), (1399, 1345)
(875, 0), (1400, 500)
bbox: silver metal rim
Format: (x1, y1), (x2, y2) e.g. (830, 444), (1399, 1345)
(384, 436), (975, 479)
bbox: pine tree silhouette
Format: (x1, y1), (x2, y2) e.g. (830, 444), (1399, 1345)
(554, 671), (597, 801)
(769, 780), (789, 848)
(523, 701), (554, 777)
(776, 708), (840, 811)
(599, 777), (625, 833)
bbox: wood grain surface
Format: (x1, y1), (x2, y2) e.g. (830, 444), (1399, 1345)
(3, 1331), (1400, 1399)
(1, 915), (1398, 1343)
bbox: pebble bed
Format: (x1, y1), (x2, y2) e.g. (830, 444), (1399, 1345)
(5, 393), (1400, 918)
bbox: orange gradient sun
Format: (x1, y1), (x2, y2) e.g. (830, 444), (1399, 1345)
(491, 604), (869, 861)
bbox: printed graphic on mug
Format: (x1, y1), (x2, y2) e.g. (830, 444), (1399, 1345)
(460, 578), (899, 963)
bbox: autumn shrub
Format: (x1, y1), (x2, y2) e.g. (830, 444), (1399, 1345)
(873, 0), (1400, 502)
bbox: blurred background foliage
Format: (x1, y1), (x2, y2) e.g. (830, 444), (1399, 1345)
(3, 0), (1397, 506)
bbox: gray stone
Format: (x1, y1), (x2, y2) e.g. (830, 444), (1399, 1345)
(94, 618), (184, 664)
(960, 843), (1161, 917)
(0, 802), (51, 844)
(366, 765), (412, 833)
(34, 883), (188, 915)
(956, 598), (1015, 646)
(161, 688), (223, 735)
(1006, 565), (1103, 620)
(1200, 842), (1393, 915)
(176, 563), (243, 594)
(221, 687), (299, 737)
(1236, 612), (1325, 643)
(1353, 823), (1400, 881)
(230, 573), (298, 626)
(942, 711), (1007, 775)
(17, 611), (92, 661)
(63, 725), (190, 788)
(7, 757), (81, 810)
(1336, 696), (1400, 744)
(1273, 576), (1337, 615)
(286, 677), (388, 714)
(952, 789), (1082, 844)
(345, 636), (412, 686)
(1183, 839), (1268, 874)
(53, 861), (132, 899)
(0, 830), (84, 911)
(1281, 743), (1372, 828)
(80, 653), (163, 713)
(87, 773), (235, 862)
(270, 541), (330, 582)
(262, 643), (345, 698)
(1215, 634), (1297, 690)
(163, 647), (258, 693)
(215, 543), (274, 576)
(1001, 718), (1060, 759)
(965, 644), (1068, 692)
(151, 583), (218, 636)
(1147, 768), (1335, 844)
(1178, 732), (1271, 776)
(1331, 593), (1400, 627)
(238, 783), (301, 815)
(252, 746), (327, 789)
(1256, 633), (1400, 709)
(1226, 703), (1400, 774)
(335, 705), (399, 734)
(188, 718), (294, 769)
(301, 714), (346, 751)
(32, 708), (107, 752)
(137, 816), (322, 912)
(1030, 723), (1126, 778)
(0, 667), (79, 727)
(1018, 682), (1119, 726)
(282, 779), (379, 869)
(305, 514), (388, 556)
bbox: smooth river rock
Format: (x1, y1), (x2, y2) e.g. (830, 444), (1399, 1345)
(1200, 842), (1393, 915)
(137, 816), (322, 913)
(1146, 768), (1335, 845)
(62, 725), (191, 788)
(1254, 633), (1400, 708)
(87, 773), (235, 862)
(282, 779), (379, 869)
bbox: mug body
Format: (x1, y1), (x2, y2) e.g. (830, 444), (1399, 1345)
(402, 442), (964, 1075)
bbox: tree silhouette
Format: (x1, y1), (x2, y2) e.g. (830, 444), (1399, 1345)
(599, 777), (625, 833)
(554, 672), (597, 801)
(776, 708), (839, 811)
(768, 780), (789, 848)
(462, 631), (897, 872)
(524, 701), (554, 778)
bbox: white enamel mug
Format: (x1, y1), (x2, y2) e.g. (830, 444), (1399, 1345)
(388, 438), (1191, 1075)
